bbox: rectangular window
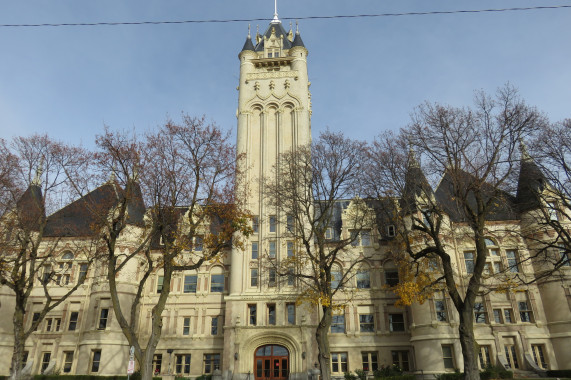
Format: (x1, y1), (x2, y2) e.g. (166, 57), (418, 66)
(387, 225), (396, 237)
(519, 301), (533, 322)
(350, 230), (359, 246)
(385, 270), (399, 287)
(46, 318), (53, 332)
(68, 311), (78, 331)
(287, 268), (294, 286)
(506, 250), (519, 273)
(41, 352), (51, 372)
(211, 274), (224, 293)
(504, 309), (514, 323)
(435, 300), (447, 321)
(478, 345), (492, 369)
(474, 302), (487, 324)
(362, 352), (378, 372)
(359, 314), (375, 332)
(361, 230), (371, 246)
(547, 202), (558, 221)
(194, 236), (203, 251)
(442, 345), (455, 369)
(184, 275), (197, 293)
(63, 351), (74, 373)
(287, 241), (294, 257)
(55, 318), (61, 331)
(267, 304), (276, 325)
(211, 316), (219, 335)
(287, 215), (294, 232)
(325, 227), (333, 239)
(269, 215), (277, 232)
(331, 352), (348, 374)
(249, 304), (257, 325)
(493, 262), (502, 274)
(493, 309), (503, 324)
(560, 248), (571, 266)
(464, 251), (475, 274)
(286, 303), (295, 325)
(252, 216), (259, 233)
(357, 271), (371, 289)
(79, 263), (88, 281)
(32, 312), (40, 331)
(153, 354), (162, 374)
(183, 317), (191, 335)
(331, 315), (345, 333)
(251, 268), (259, 287)
(252, 242), (259, 259)
(389, 313), (405, 332)
(269, 241), (276, 258)
(91, 350), (101, 373)
(531, 345), (547, 369)
(98, 308), (109, 330)
(331, 271), (341, 290)
(175, 354), (191, 374)
(204, 353), (221, 374)
(157, 276), (164, 293)
(269, 269), (276, 287)
(391, 351), (410, 371)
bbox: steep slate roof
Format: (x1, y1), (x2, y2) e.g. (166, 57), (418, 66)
(434, 169), (518, 222)
(255, 22), (292, 52)
(291, 31), (305, 48)
(516, 155), (549, 213)
(241, 36), (255, 52)
(400, 154), (433, 213)
(16, 184), (44, 231)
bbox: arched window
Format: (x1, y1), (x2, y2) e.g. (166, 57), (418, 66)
(61, 251), (74, 260)
(356, 267), (371, 289)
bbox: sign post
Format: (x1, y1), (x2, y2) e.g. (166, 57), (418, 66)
(127, 346), (135, 380)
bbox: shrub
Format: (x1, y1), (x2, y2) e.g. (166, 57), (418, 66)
(374, 364), (403, 379)
(355, 370), (368, 380)
(345, 372), (358, 380)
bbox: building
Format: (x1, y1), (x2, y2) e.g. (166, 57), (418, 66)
(0, 10), (570, 379)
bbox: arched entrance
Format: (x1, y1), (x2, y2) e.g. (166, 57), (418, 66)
(254, 345), (289, 380)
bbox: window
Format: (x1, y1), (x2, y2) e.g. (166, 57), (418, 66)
(357, 270), (371, 289)
(68, 311), (78, 331)
(287, 215), (294, 232)
(267, 304), (276, 325)
(479, 345), (492, 368)
(392, 351), (410, 371)
(46, 318), (53, 332)
(359, 314), (375, 332)
(559, 248), (570, 266)
(504, 309), (514, 323)
(251, 268), (259, 287)
(184, 275), (197, 293)
(493, 262), (502, 274)
(287, 268), (294, 286)
(98, 308), (109, 329)
(153, 354), (162, 374)
(331, 315), (345, 333)
(79, 263), (88, 281)
(194, 236), (203, 251)
(506, 250), (519, 273)
(287, 241), (294, 257)
(42, 265), (52, 284)
(269, 241), (276, 258)
(493, 309), (503, 324)
(248, 304), (257, 325)
(331, 352), (348, 374)
(351, 230), (359, 246)
(211, 316), (219, 335)
(22, 351), (28, 369)
(389, 313), (405, 332)
(331, 270), (342, 290)
(442, 345), (455, 369)
(211, 274), (224, 293)
(183, 317), (191, 335)
(387, 225), (396, 237)
(91, 350), (101, 373)
(269, 215), (277, 232)
(157, 276), (164, 293)
(385, 270), (399, 287)
(252, 242), (259, 259)
(547, 201), (558, 221)
(204, 353), (221, 374)
(32, 312), (40, 331)
(518, 301), (533, 322)
(531, 345), (547, 369)
(63, 351), (74, 373)
(435, 300), (447, 322)
(252, 216), (259, 233)
(464, 251), (475, 274)
(269, 269), (276, 287)
(325, 227), (333, 239)
(41, 352), (51, 372)
(175, 354), (191, 374)
(474, 301), (487, 324)
(55, 318), (61, 331)
(286, 303), (295, 325)
(362, 352), (378, 372)
(361, 230), (371, 246)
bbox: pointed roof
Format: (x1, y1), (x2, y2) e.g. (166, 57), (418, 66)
(125, 180), (146, 226)
(254, 22), (292, 52)
(400, 150), (433, 213)
(16, 184), (44, 231)
(516, 143), (549, 212)
(241, 36), (255, 52)
(291, 30), (305, 48)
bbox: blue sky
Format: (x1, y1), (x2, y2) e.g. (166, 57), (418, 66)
(1, 1), (570, 147)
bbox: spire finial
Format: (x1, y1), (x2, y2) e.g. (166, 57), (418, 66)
(272, 0), (281, 24)
(248, 24), (251, 39)
(296, 20), (299, 34)
(519, 138), (531, 161)
(32, 157), (44, 186)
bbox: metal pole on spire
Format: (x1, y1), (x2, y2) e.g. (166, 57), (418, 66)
(272, 0), (280, 23)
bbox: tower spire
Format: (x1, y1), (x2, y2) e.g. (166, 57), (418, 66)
(271, 0), (281, 24)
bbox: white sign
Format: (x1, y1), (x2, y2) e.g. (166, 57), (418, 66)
(127, 359), (135, 374)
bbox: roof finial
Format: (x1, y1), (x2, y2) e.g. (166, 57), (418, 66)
(519, 138), (531, 161)
(296, 20), (299, 34)
(32, 157), (44, 186)
(248, 24), (251, 39)
(272, 0), (281, 24)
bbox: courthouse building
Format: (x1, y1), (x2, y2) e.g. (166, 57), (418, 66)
(0, 11), (570, 379)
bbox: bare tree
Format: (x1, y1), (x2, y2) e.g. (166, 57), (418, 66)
(0, 135), (95, 380)
(264, 130), (370, 380)
(366, 85), (546, 380)
(94, 116), (251, 380)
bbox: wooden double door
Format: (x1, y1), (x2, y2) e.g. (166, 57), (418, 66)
(254, 345), (289, 380)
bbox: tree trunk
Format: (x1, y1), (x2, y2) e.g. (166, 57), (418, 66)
(10, 302), (27, 380)
(141, 347), (156, 380)
(458, 308), (480, 380)
(316, 305), (333, 380)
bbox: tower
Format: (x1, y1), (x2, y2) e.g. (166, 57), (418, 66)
(225, 10), (314, 380)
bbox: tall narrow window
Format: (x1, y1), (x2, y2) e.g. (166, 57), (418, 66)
(267, 304), (276, 325)
(331, 352), (348, 374)
(248, 304), (257, 325)
(269, 269), (276, 287)
(210, 274), (224, 293)
(32, 312), (40, 331)
(435, 300), (447, 322)
(251, 268), (259, 287)
(269, 215), (277, 232)
(41, 352), (51, 372)
(493, 309), (503, 324)
(252, 216), (259, 233)
(547, 202), (558, 221)
(286, 214), (294, 232)
(474, 301), (487, 324)
(387, 225), (396, 237)
(506, 250), (519, 273)
(153, 354), (163, 374)
(287, 241), (294, 257)
(55, 318), (61, 331)
(68, 311), (78, 331)
(331, 315), (345, 333)
(211, 316), (219, 335)
(362, 352), (378, 372)
(91, 350), (102, 373)
(286, 303), (295, 325)
(504, 309), (514, 323)
(252, 242), (259, 259)
(560, 248), (571, 266)
(184, 275), (197, 293)
(194, 236), (203, 251)
(442, 345), (454, 369)
(269, 241), (276, 258)
(331, 269), (342, 290)
(175, 354), (191, 374)
(46, 318), (53, 332)
(361, 230), (371, 246)
(79, 263), (88, 281)
(531, 345), (547, 369)
(63, 351), (74, 373)
(183, 317), (191, 335)
(518, 301), (533, 322)
(479, 345), (492, 368)
(98, 308), (109, 330)
(287, 268), (295, 286)
(157, 276), (164, 293)
(357, 270), (371, 289)
(464, 251), (475, 274)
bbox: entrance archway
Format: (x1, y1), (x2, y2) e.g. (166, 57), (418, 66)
(254, 345), (289, 380)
